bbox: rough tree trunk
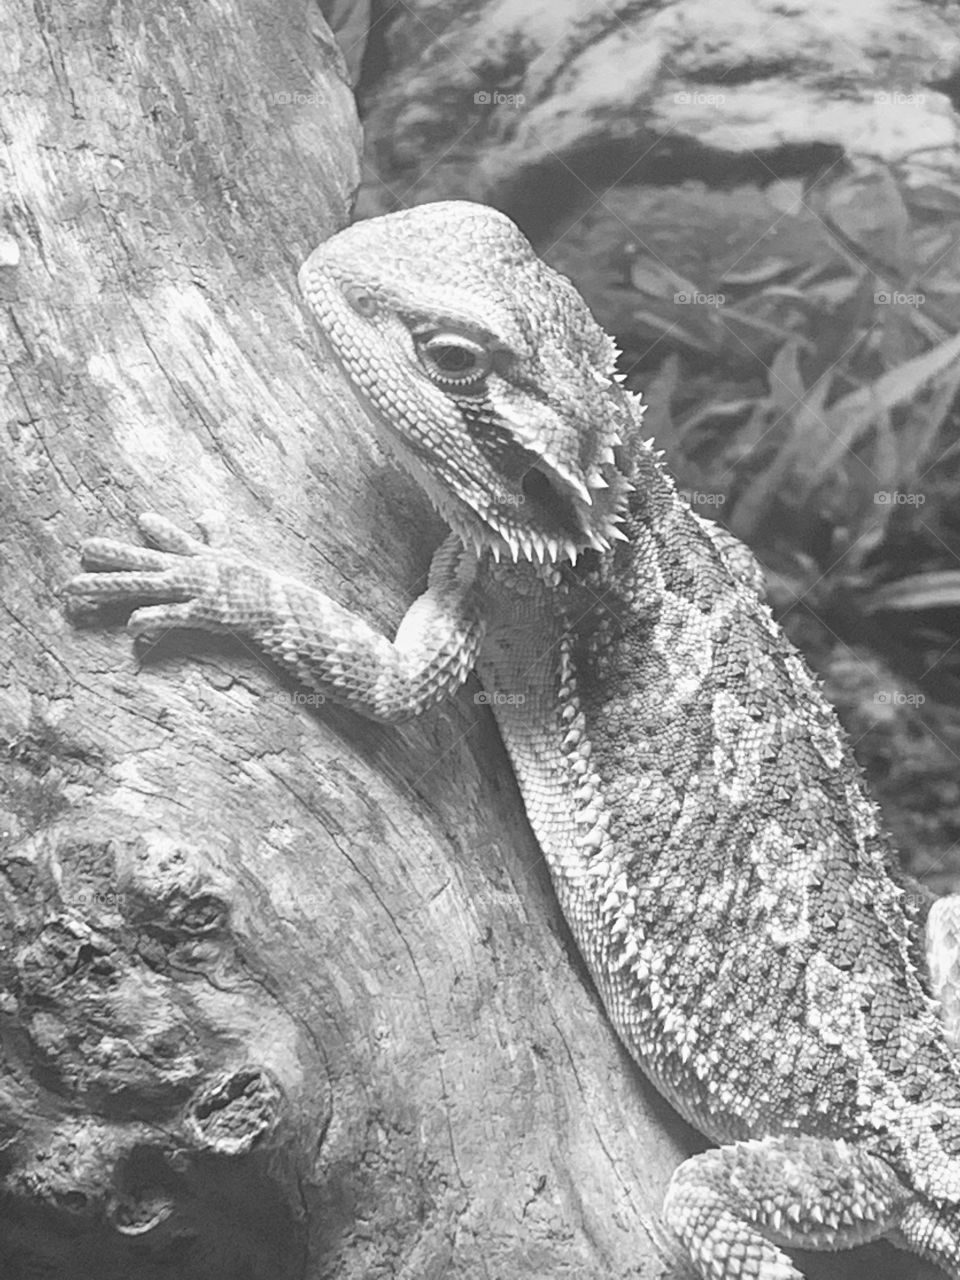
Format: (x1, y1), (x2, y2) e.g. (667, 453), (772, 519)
(0, 2), (939, 1278)
(0, 2), (697, 1277)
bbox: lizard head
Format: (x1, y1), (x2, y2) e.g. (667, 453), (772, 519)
(299, 201), (639, 564)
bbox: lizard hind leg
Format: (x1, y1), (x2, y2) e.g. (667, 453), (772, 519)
(662, 1135), (911, 1280)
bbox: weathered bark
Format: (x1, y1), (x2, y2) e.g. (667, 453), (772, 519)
(0, 3), (701, 1278)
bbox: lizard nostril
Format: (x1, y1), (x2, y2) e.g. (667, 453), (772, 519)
(343, 285), (379, 318)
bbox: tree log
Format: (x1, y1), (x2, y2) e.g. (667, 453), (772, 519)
(0, 2), (696, 1276)
(0, 2), (939, 1277)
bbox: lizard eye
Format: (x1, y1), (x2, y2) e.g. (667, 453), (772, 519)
(417, 333), (490, 389)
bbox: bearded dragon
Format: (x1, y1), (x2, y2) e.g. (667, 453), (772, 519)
(66, 200), (960, 1279)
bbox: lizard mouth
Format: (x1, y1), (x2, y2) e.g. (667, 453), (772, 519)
(364, 421), (620, 565)
(477, 463), (628, 564)
(369, 411), (631, 565)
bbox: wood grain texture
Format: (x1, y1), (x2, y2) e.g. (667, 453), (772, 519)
(0, 2), (703, 1277)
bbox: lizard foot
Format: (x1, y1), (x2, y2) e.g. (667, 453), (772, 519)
(65, 512), (276, 640)
(663, 1135), (910, 1280)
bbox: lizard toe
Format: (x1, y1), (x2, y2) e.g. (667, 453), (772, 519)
(137, 512), (210, 556)
(65, 568), (194, 602)
(127, 601), (210, 638)
(76, 538), (174, 573)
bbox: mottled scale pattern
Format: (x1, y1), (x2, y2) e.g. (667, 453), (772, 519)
(566, 482), (959, 1153)
(67, 201), (960, 1280)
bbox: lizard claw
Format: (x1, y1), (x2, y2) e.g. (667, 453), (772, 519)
(194, 509), (230, 548)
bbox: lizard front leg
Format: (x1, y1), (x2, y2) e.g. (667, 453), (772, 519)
(66, 515), (485, 723)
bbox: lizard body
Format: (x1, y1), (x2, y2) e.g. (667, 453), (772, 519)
(67, 201), (960, 1279)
